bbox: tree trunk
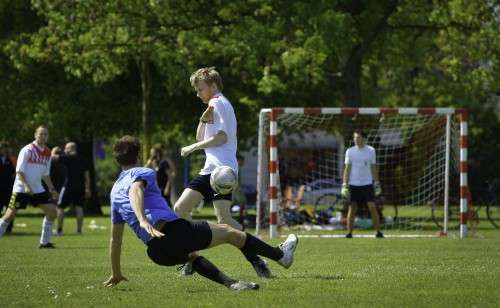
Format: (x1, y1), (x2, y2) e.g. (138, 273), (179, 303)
(140, 55), (152, 162)
(342, 45), (363, 107)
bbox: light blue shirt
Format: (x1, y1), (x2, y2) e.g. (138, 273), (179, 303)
(110, 167), (178, 243)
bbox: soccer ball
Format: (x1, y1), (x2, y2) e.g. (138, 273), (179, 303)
(210, 166), (237, 195)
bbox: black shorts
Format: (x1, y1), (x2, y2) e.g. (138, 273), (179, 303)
(59, 189), (85, 208)
(187, 174), (232, 203)
(349, 185), (375, 205)
(146, 219), (212, 266)
(8, 191), (53, 210)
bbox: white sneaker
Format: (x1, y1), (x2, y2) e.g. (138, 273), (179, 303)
(178, 261), (194, 276)
(228, 281), (259, 291)
(277, 234), (299, 269)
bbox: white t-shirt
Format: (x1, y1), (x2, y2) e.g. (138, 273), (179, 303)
(200, 93), (238, 175)
(345, 145), (376, 186)
(13, 143), (51, 193)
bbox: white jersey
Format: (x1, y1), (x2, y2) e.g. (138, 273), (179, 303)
(13, 143), (51, 194)
(200, 93), (238, 175)
(345, 145), (376, 186)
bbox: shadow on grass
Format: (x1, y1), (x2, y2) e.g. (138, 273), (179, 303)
(2, 232), (41, 236)
(57, 246), (107, 250)
(276, 274), (344, 280)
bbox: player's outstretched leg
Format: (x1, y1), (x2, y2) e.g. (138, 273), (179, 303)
(208, 224), (299, 270)
(213, 200), (271, 278)
(190, 255), (258, 291)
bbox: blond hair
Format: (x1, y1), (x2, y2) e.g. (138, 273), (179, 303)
(189, 67), (223, 90)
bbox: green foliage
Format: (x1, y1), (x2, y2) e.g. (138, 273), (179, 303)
(0, 0), (499, 194)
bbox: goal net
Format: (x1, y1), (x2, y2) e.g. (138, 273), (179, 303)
(256, 108), (469, 238)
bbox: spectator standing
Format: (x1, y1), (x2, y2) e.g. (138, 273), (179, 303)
(57, 142), (90, 235)
(145, 144), (176, 207)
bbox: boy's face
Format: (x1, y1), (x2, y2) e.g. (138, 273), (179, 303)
(194, 81), (218, 104)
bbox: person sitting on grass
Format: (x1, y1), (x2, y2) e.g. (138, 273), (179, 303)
(103, 135), (299, 291)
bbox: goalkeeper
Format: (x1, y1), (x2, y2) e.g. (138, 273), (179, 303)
(342, 130), (384, 238)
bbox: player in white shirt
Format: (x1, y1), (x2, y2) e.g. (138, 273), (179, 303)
(174, 67), (271, 278)
(342, 130), (384, 238)
(0, 126), (59, 247)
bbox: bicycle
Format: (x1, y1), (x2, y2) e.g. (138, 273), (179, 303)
(314, 193), (398, 226)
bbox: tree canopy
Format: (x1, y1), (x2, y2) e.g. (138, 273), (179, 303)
(1, 0), (499, 194)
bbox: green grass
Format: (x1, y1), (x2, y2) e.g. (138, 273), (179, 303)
(1, 207), (500, 307)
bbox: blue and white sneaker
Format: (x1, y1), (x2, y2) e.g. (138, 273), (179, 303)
(277, 234), (298, 269)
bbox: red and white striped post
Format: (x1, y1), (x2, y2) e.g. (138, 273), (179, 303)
(268, 109), (281, 238)
(459, 110), (468, 238)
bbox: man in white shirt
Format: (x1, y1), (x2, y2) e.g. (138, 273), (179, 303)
(174, 67), (271, 278)
(342, 130), (384, 238)
(0, 126), (59, 247)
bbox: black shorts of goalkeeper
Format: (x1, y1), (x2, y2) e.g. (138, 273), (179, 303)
(349, 184), (375, 204)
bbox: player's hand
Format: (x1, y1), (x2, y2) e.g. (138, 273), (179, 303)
(181, 144), (197, 157)
(139, 219), (165, 238)
(103, 274), (128, 287)
(200, 106), (214, 123)
(374, 181), (382, 196)
(341, 183), (350, 200)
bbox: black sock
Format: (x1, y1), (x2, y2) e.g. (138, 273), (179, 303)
(191, 256), (236, 287)
(240, 233), (283, 262)
(57, 227), (62, 233)
(242, 253), (260, 263)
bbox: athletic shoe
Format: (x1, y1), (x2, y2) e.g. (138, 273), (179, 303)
(178, 261), (194, 276)
(251, 257), (272, 278)
(39, 243), (55, 249)
(228, 281), (259, 291)
(277, 234), (298, 269)
(345, 233), (353, 238)
(376, 231), (384, 238)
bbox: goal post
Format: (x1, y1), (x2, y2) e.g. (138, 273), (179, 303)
(256, 107), (468, 239)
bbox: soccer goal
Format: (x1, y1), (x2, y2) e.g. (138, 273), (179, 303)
(256, 107), (469, 239)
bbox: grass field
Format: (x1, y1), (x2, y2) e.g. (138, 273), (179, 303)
(1, 207), (500, 307)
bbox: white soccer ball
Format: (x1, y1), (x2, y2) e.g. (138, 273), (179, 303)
(210, 166), (237, 195)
